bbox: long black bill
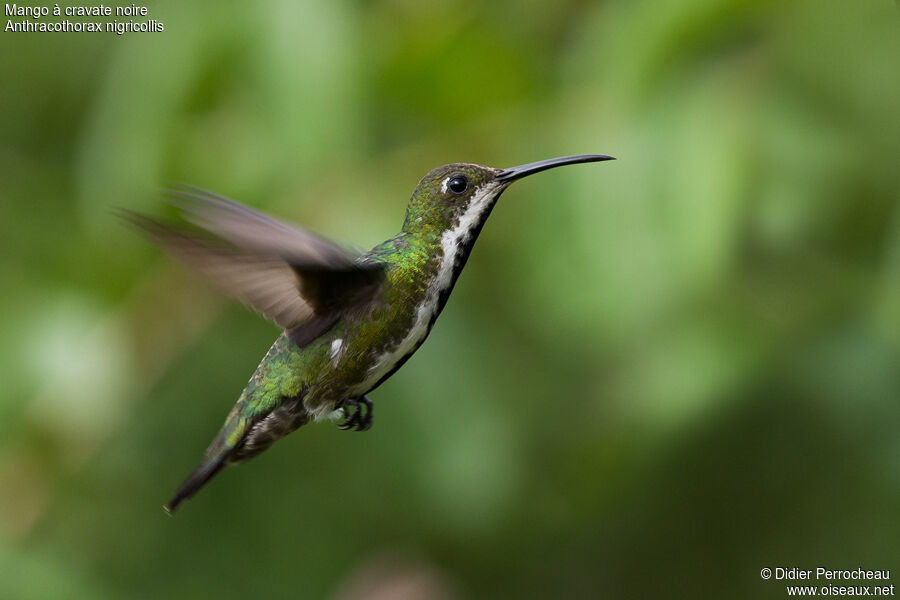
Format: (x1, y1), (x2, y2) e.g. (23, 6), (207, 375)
(495, 154), (615, 183)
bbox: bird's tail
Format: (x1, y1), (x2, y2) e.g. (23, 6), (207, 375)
(164, 428), (234, 514)
(163, 390), (255, 514)
(164, 334), (311, 513)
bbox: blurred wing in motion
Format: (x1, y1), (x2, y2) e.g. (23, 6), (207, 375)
(119, 186), (385, 346)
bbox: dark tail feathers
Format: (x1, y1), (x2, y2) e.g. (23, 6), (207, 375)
(164, 441), (232, 514)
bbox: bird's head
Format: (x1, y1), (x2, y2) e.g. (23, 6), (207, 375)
(401, 154), (615, 237)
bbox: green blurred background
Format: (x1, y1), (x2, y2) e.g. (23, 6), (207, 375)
(1, 0), (898, 598)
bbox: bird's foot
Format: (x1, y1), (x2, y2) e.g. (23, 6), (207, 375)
(338, 396), (373, 431)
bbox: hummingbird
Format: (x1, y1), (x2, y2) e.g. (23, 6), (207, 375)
(122, 154), (614, 513)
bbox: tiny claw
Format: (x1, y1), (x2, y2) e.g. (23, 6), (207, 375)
(339, 398), (360, 430)
(338, 396), (373, 432)
(356, 395), (373, 431)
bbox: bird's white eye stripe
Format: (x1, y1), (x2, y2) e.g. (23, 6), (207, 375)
(441, 177), (449, 193)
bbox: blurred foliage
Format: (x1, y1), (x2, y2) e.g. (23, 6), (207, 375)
(1, 0), (899, 598)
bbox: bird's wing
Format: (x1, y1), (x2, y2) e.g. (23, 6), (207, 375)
(119, 187), (384, 346)
(170, 185), (358, 268)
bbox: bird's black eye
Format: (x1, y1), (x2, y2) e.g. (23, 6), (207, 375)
(447, 174), (469, 195)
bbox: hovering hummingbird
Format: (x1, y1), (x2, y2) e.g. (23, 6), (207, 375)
(122, 154), (614, 513)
